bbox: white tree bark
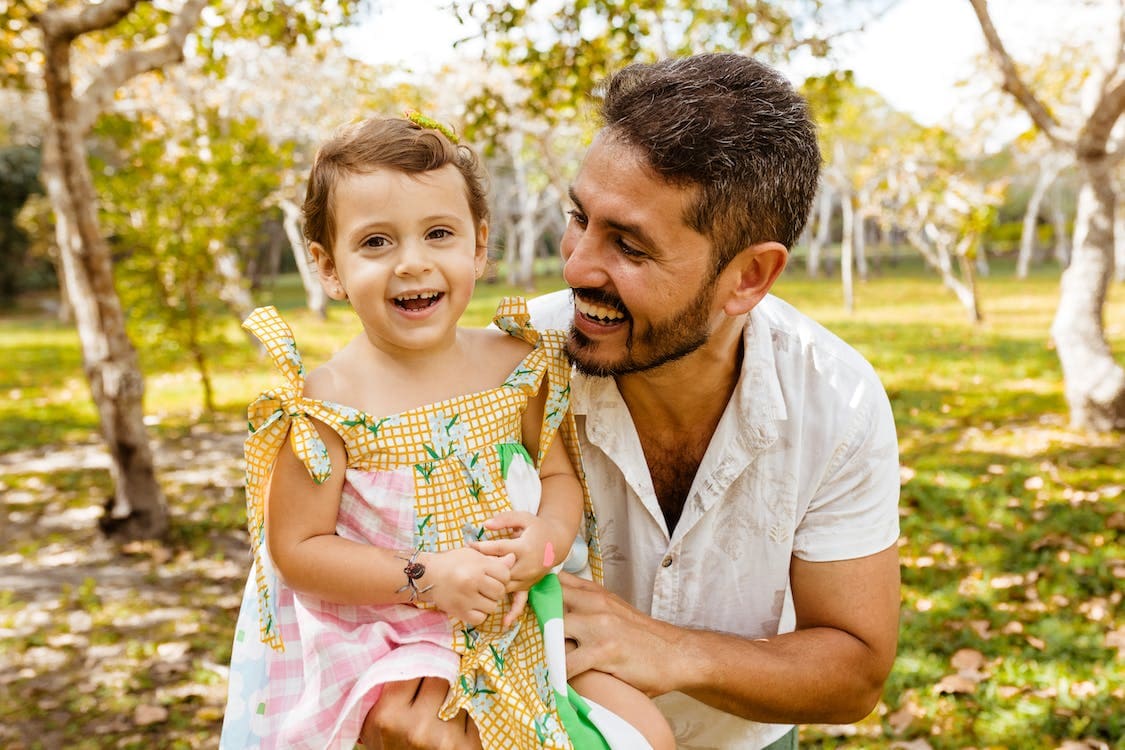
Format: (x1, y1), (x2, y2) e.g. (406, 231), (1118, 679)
(840, 191), (855, 313)
(1050, 192), (1071, 267)
(907, 226), (981, 322)
(1017, 159), (1062, 278)
(1115, 203), (1125, 282)
(279, 198), (327, 318)
(34, 0), (208, 540)
(807, 182), (832, 277)
(1051, 160), (1125, 429)
(971, 0), (1125, 429)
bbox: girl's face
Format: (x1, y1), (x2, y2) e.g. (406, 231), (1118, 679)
(311, 164), (488, 357)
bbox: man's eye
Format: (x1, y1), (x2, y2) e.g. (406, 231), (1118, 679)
(566, 209), (588, 227)
(618, 240), (644, 258)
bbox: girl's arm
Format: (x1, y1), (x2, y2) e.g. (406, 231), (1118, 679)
(266, 416), (513, 625)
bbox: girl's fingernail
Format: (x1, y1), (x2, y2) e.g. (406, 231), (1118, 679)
(543, 542), (555, 568)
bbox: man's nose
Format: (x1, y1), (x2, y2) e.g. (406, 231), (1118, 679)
(562, 231), (609, 290)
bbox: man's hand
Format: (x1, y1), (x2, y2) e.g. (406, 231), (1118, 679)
(419, 548), (514, 626)
(361, 678), (481, 750)
(558, 571), (681, 697)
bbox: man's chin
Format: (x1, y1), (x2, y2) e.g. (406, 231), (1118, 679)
(565, 329), (623, 378)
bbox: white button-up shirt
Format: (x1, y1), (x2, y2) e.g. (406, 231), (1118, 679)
(528, 291), (901, 749)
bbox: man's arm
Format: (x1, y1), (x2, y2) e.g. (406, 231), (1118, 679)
(560, 544), (901, 724)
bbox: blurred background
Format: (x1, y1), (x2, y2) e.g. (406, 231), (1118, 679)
(0, 1), (1122, 748)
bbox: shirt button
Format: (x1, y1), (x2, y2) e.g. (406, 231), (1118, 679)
(661, 555), (674, 568)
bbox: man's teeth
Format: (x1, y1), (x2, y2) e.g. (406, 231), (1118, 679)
(576, 299), (624, 321)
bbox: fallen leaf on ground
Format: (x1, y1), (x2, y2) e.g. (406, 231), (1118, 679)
(133, 704), (168, 726)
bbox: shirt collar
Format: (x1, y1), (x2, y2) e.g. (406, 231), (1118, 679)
(731, 300), (787, 451)
(569, 298), (788, 442)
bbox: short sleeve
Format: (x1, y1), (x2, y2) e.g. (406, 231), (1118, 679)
(792, 385), (900, 562)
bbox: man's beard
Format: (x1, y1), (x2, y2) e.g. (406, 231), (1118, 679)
(567, 281), (716, 378)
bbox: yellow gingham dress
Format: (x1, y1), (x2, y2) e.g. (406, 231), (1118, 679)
(220, 298), (603, 750)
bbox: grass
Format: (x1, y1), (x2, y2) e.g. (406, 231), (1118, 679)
(0, 258), (1122, 748)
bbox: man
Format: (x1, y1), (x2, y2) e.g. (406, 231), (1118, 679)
(367, 52), (901, 749)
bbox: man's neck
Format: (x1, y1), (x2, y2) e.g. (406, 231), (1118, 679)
(614, 314), (747, 534)
(615, 314), (746, 432)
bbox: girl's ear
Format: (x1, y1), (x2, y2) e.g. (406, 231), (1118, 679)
(474, 221), (490, 279)
(720, 241), (788, 317)
(309, 242), (347, 301)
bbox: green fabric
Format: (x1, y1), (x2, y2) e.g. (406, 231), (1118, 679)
(529, 574), (611, 750)
(762, 727), (798, 750)
(496, 442), (532, 479)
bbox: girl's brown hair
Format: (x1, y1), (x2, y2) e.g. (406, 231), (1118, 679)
(302, 117), (490, 258)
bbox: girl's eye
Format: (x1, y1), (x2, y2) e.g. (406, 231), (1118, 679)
(427, 228), (452, 240)
(566, 209), (588, 228)
(362, 235), (388, 248)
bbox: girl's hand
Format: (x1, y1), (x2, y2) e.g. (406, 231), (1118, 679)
(470, 511), (571, 627)
(418, 548), (514, 626)
(470, 511), (568, 589)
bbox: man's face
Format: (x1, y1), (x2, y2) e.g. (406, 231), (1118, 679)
(559, 133), (720, 377)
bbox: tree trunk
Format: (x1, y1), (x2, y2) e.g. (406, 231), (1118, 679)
(212, 238), (254, 321)
(956, 236), (984, 324)
(1050, 158), (1125, 430)
(1017, 160), (1058, 278)
(40, 39), (167, 540)
(853, 212), (868, 282)
(279, 198), (327, 318)
(840, 192), (854, 313)
(1115, 205), (1125, 284)
(807, 184), (831, 278)
(1051, 196), (1071, 267)
(907, 228), (979, 321)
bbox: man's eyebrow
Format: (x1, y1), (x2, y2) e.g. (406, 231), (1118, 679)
(567, 186), (583, 210)
(567, 187), (661, 253)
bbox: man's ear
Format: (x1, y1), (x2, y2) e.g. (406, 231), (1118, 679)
(720, 241), (788, 316)
(309, 242), (347, 301)
(474, 220), (490, 279)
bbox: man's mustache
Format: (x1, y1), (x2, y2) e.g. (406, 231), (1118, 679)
(571, 288), (628, 316)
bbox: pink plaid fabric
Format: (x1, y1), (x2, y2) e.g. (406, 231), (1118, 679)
(267, 467), (459, 749)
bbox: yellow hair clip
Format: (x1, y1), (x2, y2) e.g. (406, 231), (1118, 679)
(404, 109), (460, 143)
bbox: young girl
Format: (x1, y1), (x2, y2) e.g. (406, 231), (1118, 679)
(219, 115), (673, 750)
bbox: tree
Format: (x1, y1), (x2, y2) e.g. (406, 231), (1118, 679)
(969, 0), (1125, 430)
(95, 107), (288, 414)
(18, 0), (362, 541)
(0, 145), (42, 305)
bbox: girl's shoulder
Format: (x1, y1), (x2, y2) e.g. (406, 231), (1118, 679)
(461, 326), (535, 385)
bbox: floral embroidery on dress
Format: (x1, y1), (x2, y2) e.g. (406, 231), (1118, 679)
(281, 337), (304, 376)
(414, 513), (439, 551)
(428, 411), (469, 457)
(460, 673), (497, 715)
(544, 382), (570, 433)
(534, 711), (567, 747)
(340, 410), (403, 436)
(460, 451), (496, 500)
(504, 365), (540, 390)
(493, 315), (522, 336)
(534, 663), (554, 708)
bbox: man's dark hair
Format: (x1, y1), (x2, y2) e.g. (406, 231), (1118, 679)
(598, 53), (821, 271)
